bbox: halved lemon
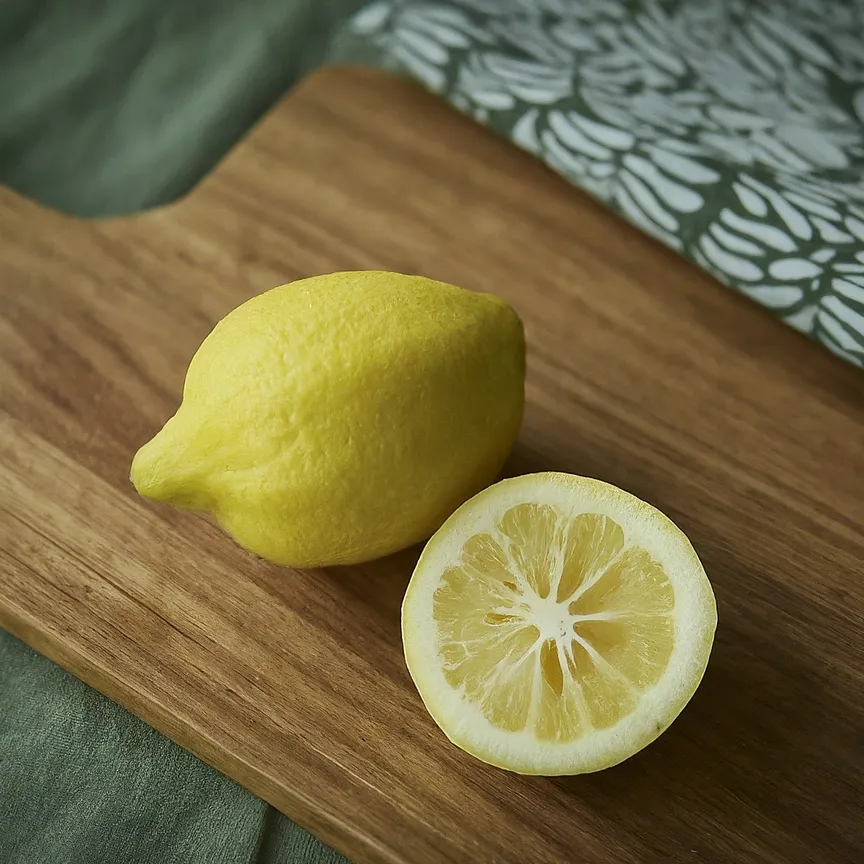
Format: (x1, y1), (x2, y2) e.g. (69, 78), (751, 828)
(402, 472), (717, 775)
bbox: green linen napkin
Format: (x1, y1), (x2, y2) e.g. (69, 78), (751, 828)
(0, 629), (347, 864)
(0, 0), (364, 217)
(334, 0), (864, 368)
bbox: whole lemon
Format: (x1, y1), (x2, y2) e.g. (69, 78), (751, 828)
(131, 271), (525, 567)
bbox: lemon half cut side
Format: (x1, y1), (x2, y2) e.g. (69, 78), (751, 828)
(402, 472), (717, 775)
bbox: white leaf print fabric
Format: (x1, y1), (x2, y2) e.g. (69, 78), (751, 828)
(336, 0), (864, 368)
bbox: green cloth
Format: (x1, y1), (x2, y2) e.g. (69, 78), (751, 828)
(0, 0), (364, 217)
(0, 631), (346, 864)
(334, 0), (864, 368)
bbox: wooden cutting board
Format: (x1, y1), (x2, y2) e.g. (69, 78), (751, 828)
(1, 67), (862, 864)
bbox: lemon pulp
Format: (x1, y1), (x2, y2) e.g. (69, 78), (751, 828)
(403, 473), (716, 774)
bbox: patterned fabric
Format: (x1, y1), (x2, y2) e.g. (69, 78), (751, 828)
(335, 0), (864, 368)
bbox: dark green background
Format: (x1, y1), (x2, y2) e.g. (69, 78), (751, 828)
(0, 0), (363, 216)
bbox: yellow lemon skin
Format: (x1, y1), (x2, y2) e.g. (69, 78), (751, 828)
(131, 271), (525, 567)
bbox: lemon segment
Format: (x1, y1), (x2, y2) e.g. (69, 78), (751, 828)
(402, 473), (717, 775)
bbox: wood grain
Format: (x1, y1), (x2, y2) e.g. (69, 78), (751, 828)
(1, 67), (863, 864)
